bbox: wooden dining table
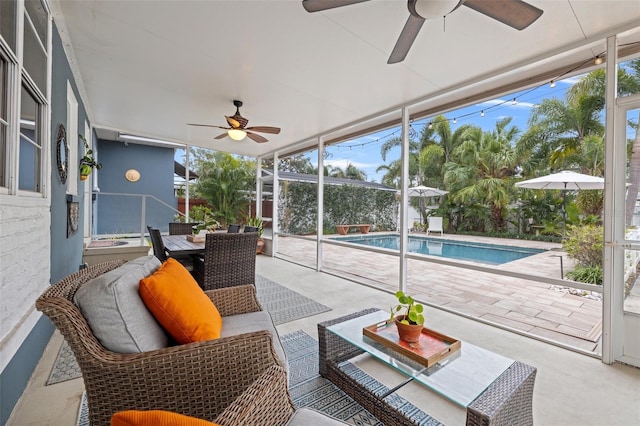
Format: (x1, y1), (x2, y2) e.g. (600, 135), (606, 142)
(162, 234), (205, 256)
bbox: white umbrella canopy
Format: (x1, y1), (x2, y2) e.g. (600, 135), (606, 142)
(406, 185), (449, 197)
(515, 170), (604, 236)
(405, 186), (448, 226)
(515, 170), (604, 190)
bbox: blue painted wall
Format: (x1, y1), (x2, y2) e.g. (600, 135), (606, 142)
(96, 140), (176, 234)
(1, 22), (88, 426)
(49, 23), (90, 282)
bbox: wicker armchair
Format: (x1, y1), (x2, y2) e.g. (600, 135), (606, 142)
(192, 232), (258, 290)
(36, 261), (284, 426)
(214, 364), (348, 426)
(169, 222), (198, 235)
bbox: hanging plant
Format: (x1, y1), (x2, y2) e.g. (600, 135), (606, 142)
(79, 134), (101, 180)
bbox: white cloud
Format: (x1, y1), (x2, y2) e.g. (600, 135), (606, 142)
(559, 76), (581, 85)
(324, 158), (374, 170)
(480, 98), (536, 109)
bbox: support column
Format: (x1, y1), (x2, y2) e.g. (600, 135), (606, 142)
(317, 138), (325, 271)
(185, 145), (190, 222)
(603, 35), (622, 364)
(399, 107), (410, 292)
(271, 152), (279, 257)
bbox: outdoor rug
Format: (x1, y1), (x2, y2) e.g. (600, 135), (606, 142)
(47, 274), (331, 385)
(75, 330), (438, 426)
(255, 274), (331, 325)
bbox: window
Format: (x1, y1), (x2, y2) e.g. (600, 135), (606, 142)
(0, 0), (17, 52)
(19, 84), (41, 192)
(23, 0), (47, 94)
(0, 55), (8, 188)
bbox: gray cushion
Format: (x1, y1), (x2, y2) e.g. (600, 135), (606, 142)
(220, 311), (287, 367)
(285, 408), (348, 426)
(74, 255), (169, 353)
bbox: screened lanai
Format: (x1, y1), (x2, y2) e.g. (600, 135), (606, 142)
(61, 1), (640, 367)
(3, 2), (640, 424)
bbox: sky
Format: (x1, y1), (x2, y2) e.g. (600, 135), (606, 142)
(315, 76), (580, 184)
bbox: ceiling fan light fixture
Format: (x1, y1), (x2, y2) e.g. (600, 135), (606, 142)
(414, 0), (461, 19)
(228, 129), (247, 141)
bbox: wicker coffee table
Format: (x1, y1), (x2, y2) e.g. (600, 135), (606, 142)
(318, 309), (536, 426)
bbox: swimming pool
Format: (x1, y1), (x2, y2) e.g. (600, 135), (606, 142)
(333, 234), (545, 265)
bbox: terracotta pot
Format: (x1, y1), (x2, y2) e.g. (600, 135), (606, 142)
(256, 238), (265, 255)
(395, 315), (422, 343)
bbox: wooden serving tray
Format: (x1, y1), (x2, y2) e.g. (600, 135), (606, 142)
(363, 319), (461, 369)
(186, 234), (205, 243)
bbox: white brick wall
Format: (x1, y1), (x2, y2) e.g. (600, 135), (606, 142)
(0, 195), (51, 373)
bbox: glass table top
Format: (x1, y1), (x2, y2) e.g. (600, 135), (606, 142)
(327, 310), (514, 407)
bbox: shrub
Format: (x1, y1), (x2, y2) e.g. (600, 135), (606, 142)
(566, 265), (603, 285)
(563, 225), (603, 267)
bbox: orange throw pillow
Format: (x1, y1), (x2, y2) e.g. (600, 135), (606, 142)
(111, 410), (218, 425)
(139, 258), (222, 344)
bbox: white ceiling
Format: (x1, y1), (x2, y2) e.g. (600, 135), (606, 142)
(50, 0), (640, 157)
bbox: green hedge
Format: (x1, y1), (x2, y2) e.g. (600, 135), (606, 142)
(278, 181), (397, 235)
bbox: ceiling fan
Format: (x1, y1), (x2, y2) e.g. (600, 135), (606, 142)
(188, 100), (281, 143)
(302, 0), (543, 64)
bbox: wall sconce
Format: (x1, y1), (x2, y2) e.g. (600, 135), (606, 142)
(125, 169), (141, 182)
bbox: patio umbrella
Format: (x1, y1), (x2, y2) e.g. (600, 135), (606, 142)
(515, 171), (604, 235)
(406, 185), (449, 225)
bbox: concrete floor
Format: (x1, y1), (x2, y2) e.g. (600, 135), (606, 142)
(8, 255), (640, 426)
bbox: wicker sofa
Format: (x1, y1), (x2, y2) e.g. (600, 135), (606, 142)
(36, 259), (287, 426)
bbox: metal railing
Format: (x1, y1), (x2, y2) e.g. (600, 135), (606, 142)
(92, 191), (184, 245)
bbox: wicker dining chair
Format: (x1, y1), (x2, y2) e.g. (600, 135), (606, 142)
(36, 261), (284, 426)
(243, 225), (259, 233)
(147, 226), (168, 262)
(192, 232), (258, 290)
(148, 226), (194, 271)
(169, 222), (198, 235)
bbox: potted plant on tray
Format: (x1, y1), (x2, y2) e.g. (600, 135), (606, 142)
(390, 291), (425, 343)
(245, 216), (265, 254)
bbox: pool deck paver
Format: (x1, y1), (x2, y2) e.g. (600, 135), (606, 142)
(275, 232), (603, 352)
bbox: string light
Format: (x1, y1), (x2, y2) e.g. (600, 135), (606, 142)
(329, 42), (639, 152)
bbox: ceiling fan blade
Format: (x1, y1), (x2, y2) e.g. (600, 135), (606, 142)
(246, 131), (269, 143)
(388, 14), (425, 64)
(187, 123), (229, 130)
(225, 115), (241, 128)
(463, 0), (543, 30)
(302, 0), (369, 13)
(245, 126), (281, 134)
(214, 133), (228, 139)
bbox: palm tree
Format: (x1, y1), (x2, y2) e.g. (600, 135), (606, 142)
(568, 60), (640, 224)
(518, 90), (604, 171)
(445, 118), (520, 231)
(327, 163), (367, 180)
(192, 151), (254, 227)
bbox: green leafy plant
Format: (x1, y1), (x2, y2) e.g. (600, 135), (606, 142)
(79, 134), (101, 179)
(389, 291), (425, 326)
(190, 206), (221, 232)
(245, 216), (264, 238)
(563, 225), (603, 267)
(566, 265), (603, 285)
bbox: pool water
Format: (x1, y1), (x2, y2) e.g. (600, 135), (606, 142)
(334, 234), (545, 265)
